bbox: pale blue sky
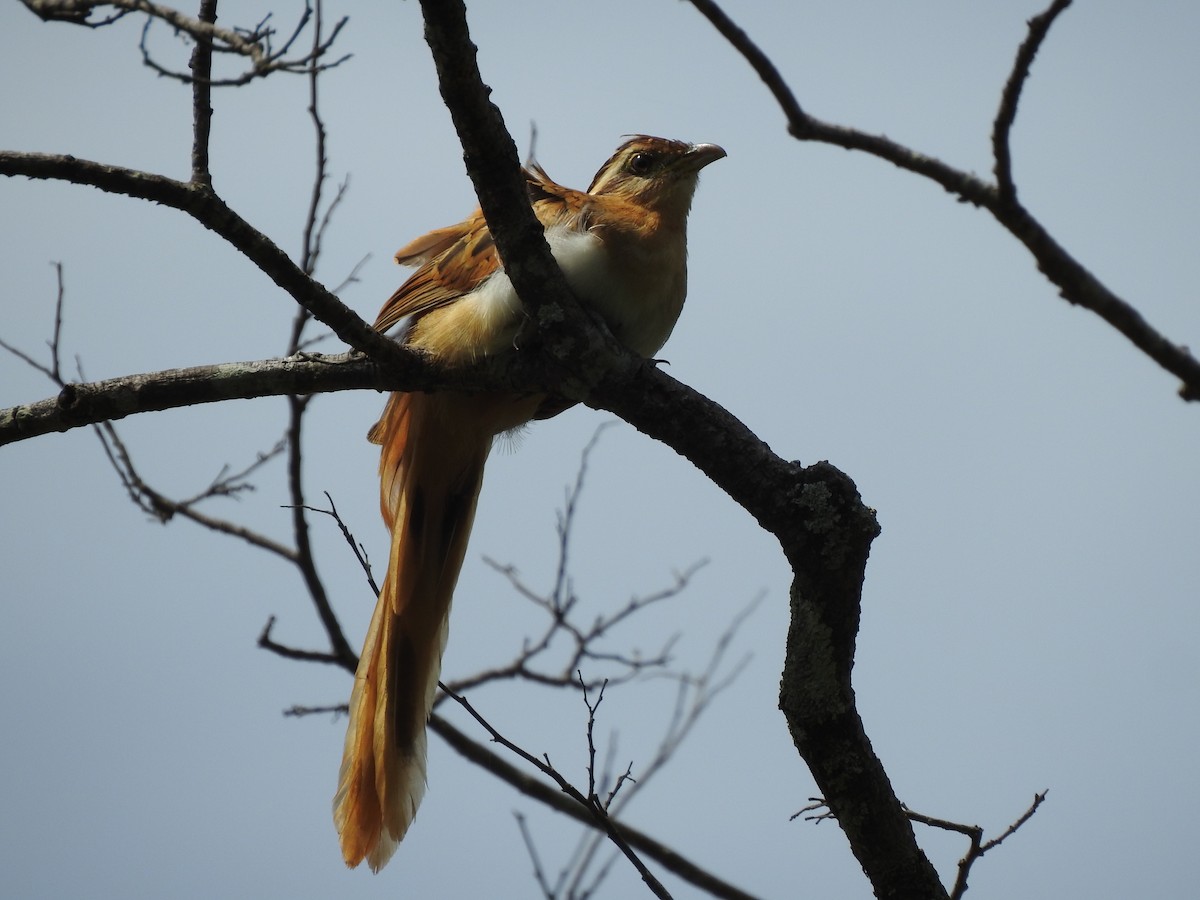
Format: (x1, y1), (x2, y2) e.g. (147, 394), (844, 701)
(2, 2), (1198, 898)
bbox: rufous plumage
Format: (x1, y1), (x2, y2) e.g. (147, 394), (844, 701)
(333, 136), (725, 871)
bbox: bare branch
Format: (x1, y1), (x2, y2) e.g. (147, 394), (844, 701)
(993, 0), (1073, 202)
(980, 791), (1048, 854)
(686, 0), (1200, 402)
(406, 8), (919, 892)
(0, 152), (401, 363)
(284, 384), (359, 666)
(416, 0), (640, 407)
(0, 334), (55, 382)
(565, 595), (758, 887)
(0, 262), (67, 382)
(683, 0), (808, 132)
(187, 0), (216, 186)
(0, 352), (391, 446)
(550, 422), (616, 606)
(904, 791), (1049, 900)
(293, 492), (380, 597)
(23, 0), (352, 86)
(444, 430), (710, 699)
(791, 797), (836, 825)
(259, 615), (351, 669)
(93, 417), (300, 558)
(514, 812), (559, 900)
(19, 0), (128, 26)
(578, 673), (608, 802)
(283, 703), (347, 719)
(299, 2), (337, 278)
(48, 261), (66, 382)
(440, 683), (674, 900)
(274, 14), (360, 671)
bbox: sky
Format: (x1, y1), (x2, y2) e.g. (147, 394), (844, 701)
(2, 1), (1198, 898)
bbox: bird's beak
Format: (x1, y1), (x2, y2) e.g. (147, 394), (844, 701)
(677, 143), (727, 174)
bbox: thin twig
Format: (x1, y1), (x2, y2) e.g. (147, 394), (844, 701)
(284, 388), (356, 666)
(274, 0), (356, 675)
(567, 595), (758, 884)
(299, 0), (331, 277)
(444, 427), (694, 697)
(292, 491), (380, 597)
(188, 0), (217, 187)
(440, 682), (674, 899)
(0, 152), (404, 362)
(259, 615), (350, 667)
(902, 791), (1049, 900)
(993, 0), (1073, 202)
(48, 261), (65, 382)
(283, 702), (347, 718)
(115, 0), (352, 87)
(92, 418), (300, 559)
(429, 712), (759, 900)
(551, 422), (616, 609)
(515, 812), (558, 900)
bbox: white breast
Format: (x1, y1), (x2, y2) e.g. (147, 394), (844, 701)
(470, 225), (683, 358)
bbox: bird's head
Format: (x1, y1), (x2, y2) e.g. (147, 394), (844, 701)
(587, 136), (726, 218)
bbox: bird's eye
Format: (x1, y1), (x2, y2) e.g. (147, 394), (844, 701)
(627, 152), (658, 176)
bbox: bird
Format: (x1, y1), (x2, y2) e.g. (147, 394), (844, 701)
(333, 135), (725, 872)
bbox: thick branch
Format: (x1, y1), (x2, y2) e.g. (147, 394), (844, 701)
(0, 353), (378, 445)
(416, 0), (637, 402)
(415, 3), (955, 897)
(408, 3), (936, 896)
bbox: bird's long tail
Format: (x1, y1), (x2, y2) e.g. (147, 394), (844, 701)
(333, 391), (495, 871)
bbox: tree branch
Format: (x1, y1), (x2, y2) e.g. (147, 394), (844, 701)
(993, 0), (1073, 202)
(430, 712), (759, 900)
(0, 352), (367, 445)
(905, 791), (1049, 900)
(187, 0), (217, 186)
(686, 0), (1200, 403)
(410, 1), (937, 897)
(416, 0), (640, 403)
(22, 0), (351, 86)
(0, 151), (399, 363)
(441, 682), (673, 899)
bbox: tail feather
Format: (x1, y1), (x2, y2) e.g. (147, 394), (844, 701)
(334, 392), (493, 871)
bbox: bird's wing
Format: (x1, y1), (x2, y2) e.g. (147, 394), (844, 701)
(374, 210), (497, 333)
(373, 167), (593, 336)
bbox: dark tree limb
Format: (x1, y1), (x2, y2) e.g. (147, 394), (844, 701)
(0, 5), (1084, 897)
(415, 0), (640, 404)
(414, 2), (938, 898)
(685, 0), (1200, 403)
(0, 352), (378, 446)
(778, 470), (944, 899)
